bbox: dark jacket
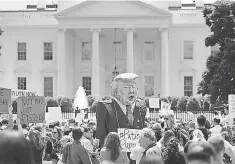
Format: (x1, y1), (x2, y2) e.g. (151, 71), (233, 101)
(92, 98), (147, 148)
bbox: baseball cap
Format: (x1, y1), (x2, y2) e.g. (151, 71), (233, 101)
(186, 140), (216, 162)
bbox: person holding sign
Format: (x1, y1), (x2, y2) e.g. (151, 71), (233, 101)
(0, 105), (14, 131)
(92, 73), (147, 148)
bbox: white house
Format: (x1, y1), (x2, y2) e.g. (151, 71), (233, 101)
(0, 0), (218, 99)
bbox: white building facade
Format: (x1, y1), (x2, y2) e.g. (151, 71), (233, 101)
(0, 1), (215, 99)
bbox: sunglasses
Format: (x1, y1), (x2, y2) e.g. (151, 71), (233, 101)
(52, 131), (58, 134)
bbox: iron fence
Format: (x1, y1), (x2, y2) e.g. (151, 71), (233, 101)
(61, 110), (219, 123)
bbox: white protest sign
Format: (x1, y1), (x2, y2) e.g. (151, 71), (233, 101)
(118, 128), (141, 152)
(229, 94), (235, 118)
(17, 96), (46, 125)
(48, 107), (62, 122)
(0, 87), (11, 113)
(12, 89), (37, 98)
(149, 98), (160, 108)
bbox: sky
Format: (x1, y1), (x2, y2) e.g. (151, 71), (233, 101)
(0, 0), (221, 10)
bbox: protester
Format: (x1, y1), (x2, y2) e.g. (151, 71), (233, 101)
(186, 140), (216, 164)
(100, 132), (129, 164)
(0, 130), (32, 164)
(62, 127), (91, 164)
(28, 129), (45, 164)
(209, 116), (222, 137)
(138, 128), (162, 161)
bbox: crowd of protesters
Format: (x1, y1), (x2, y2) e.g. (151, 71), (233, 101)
(1, 105), (235, 164)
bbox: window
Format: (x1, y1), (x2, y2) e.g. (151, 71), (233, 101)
(17, 77), (27, 90)
(44, 42), (53, 60)
(184, 76), (193, 96)
(44, 77), (53, 97)
(184, 41), (194, 59)
(114, 42), (123, 60)
(145, 76), (154, 97)
(82, 77), (91, 95)
(17, 43), (26, 60)
(82, 42), (92, 60)
(143, 41), (154, 60)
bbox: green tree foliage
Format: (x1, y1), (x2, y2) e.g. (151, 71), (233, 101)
(199, 1), (235, 104)
(203, 1), (235, 50)
(46, 97), (59, 112)
(186, 97), (201, 111)
(60, 97), (73, 112)
(177, 97), (188, 111)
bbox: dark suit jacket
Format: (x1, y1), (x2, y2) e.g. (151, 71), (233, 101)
(92, 98), (147, 148)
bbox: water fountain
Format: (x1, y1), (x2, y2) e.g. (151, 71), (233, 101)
(73, 86), (88, 123)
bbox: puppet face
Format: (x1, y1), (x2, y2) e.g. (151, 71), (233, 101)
(116, 81), (137, 105)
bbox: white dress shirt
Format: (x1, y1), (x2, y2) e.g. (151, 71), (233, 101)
(210, 125), (222, 137)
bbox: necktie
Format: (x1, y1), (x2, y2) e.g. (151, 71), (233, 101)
(126, 105), (134, 127)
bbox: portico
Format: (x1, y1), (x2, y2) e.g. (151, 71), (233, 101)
(55, 1), (172, 99)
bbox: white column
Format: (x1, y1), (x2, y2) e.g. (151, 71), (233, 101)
(91, 28), (101, 99)
(125, 28), (135, 73)
(57, 28), (66, 97)
(160, 28), (169, 97)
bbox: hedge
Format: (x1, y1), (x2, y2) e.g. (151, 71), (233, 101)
(45, 97), (59, 112)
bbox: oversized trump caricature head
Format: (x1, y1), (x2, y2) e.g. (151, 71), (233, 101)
(111, 73), (138, 106)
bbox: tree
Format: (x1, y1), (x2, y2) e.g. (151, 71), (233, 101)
(186, 97), (201, 111)
(203, 1), (235, 50)
(60, 97), (73, 112)
(199, 1), (235, 104)
(177, 97), (188, 111)
(46, 97), (59, 112)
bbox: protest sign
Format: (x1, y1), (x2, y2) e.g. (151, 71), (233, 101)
(0, 87), (11, 113)
(12, 89), (37, 99)
(118, 128), (141, 152)
(17, 96), (46, 124)
(48, 107), (62, 121)
(149, 98), (160, 108)
(229, 94), (235, 118)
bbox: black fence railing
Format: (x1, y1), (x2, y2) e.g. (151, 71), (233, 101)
(61, 110), (219, 123)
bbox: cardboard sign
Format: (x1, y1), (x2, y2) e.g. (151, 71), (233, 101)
(12, 89), (37, 98)
(229, 94), (235, 118)
(0, 87), (11, 113)
(118, 128), (141, 152)
(17, 96), (46, 124)
(149, 98), (160, 108)
(48, 107), (62, 122)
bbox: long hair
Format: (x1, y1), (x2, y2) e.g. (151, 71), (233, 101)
(103, 132), (121, 161)
(162, 130), (175, 147)
(28, 129), (44, 150)
(0, 130), (32, 164)
(162, 137), (181, 164)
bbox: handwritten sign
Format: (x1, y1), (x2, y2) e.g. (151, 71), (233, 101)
(0, 87), (11, 113)
(149, 98), (160, 108)
(229, 94), (235, 118)
(118, 128), (141, 152)
(17, 96), (46, 124)
(12, 89), (37, 99)
(48, 107), (62, 121)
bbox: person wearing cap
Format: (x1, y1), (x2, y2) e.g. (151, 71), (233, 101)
(92, 73), (147, 148)
(209, 116), (222, 137)
(186, 140), (216, 164)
